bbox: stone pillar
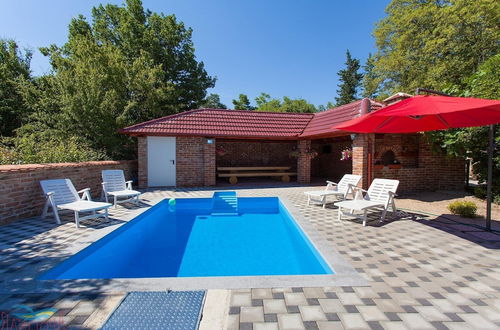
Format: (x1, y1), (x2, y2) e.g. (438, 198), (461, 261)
(352, 134), (370, 189)
(204, 139), (216, 186)
(137, 136), (148, 188)
(297, 140), (311, 184)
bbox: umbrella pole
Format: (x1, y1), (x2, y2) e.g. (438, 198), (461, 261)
(486, 124), (494, 230)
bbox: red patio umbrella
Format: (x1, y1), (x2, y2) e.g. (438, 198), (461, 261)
(334, 94), (500, 229)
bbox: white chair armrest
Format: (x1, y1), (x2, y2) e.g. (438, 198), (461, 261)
(45, 191), (54, 196)
(326, 180), (338, 186)
(78, 188), (92, 201)
(388, 191), (398, 197)
(352, 186), (368, 193)
(126, 180), (133, 190)
(349, 184), (366, 200)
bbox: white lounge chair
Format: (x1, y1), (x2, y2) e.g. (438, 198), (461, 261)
(304, 174), (361, 208)
(102, 170), (141, 208)
(335, 178), (399, 226)
(40, 179), (112, 228)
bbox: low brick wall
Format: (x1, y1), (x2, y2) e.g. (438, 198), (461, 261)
(0, 160), (137, 225)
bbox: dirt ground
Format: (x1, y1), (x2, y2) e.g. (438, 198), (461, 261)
(397, 190), (500, 227)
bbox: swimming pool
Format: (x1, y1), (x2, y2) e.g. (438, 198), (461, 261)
(40, 192), (333, 280)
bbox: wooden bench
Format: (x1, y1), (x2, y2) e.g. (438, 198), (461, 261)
(217, 166), (297, 184)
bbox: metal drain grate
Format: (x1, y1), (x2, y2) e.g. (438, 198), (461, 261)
(102, 291), (205, 330)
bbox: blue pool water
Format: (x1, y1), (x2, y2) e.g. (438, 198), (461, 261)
(40, 193), (333, 279)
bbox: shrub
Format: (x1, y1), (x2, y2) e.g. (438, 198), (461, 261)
(0, 134), (108, 165)
(447, 200), (477, 218)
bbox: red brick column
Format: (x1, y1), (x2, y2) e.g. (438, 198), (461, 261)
(204, 139), (216, 186)
(138, 136), (148, 188)
(297, 140), (311, 184)
(352, 134), (370, 189)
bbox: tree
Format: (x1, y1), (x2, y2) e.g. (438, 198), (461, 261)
(361, 53), (380, 99)
(427, 54), (500, 200)
(255, 93), (281, 111)
(32, 0), (215, 158)
(335, 50), (363, 106)
(317, 102), (336, 111)
(254, 93), (316, 113)
(373, 0), (499, 94)
(0, 39), (32, 136)
(200, 93), (226, 109)
(232, 94), (254, 110)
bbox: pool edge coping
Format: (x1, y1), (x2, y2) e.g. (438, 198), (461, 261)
(1, 195), (368, 293)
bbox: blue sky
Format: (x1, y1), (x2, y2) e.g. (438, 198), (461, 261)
(0, 0), (388, 108)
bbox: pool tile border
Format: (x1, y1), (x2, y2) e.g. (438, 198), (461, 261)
(2, 195), (366, 293)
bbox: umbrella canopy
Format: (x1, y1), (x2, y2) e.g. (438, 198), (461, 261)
(334, 95), (500, 133)
(333, 94), (500, 230)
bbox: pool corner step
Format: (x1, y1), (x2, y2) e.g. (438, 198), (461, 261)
(211, 191), (238, 215)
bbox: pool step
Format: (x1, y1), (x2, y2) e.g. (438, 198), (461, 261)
(211, 191), (238, 215)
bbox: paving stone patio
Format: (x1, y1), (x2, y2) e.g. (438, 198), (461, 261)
(0, 185), (499, 329)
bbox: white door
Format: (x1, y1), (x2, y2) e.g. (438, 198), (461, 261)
(147, 136), (176, 187)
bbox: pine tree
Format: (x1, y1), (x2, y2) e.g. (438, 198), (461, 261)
(335, 50), (363, 106)
(232, 94), (254, 110)
(361, 53), (380, 99)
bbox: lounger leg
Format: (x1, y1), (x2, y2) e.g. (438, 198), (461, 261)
(104, 208), (109, 221)
(363, 210), (368, 226)
(114, 195), (118, 208)
(135, 195), (139, 206)
(53, 208), (61, 225)
(41, 198), (50, 219)
(380, 208), (388, 222)
(337, 207), (342, 221)
(322, 196), (326, 209)
(74, 211), (80, 228)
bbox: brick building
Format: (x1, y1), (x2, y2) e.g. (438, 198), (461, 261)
(121, 96), (466, 193)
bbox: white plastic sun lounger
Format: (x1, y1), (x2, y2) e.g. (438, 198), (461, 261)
(304, 174), (361, 208)
(335, 178), (399, 226)
(102, 170), (141, 208)
(40, 179), (112, 228)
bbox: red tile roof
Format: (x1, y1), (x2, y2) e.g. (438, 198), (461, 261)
(300, 99), (384, 138)
(121, 99), (384, 139)
(120, 109), (314, 139)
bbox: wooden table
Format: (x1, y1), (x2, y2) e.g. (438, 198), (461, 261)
(217, 166), (297, 184)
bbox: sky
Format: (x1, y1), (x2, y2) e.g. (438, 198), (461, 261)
(0, 0), (389, 108)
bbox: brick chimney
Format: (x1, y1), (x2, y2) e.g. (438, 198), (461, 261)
(383, 92), (412, 105)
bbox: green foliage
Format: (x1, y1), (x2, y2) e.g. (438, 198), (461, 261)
(232, 94), (254, 110)
(447, 200), (477, 218)
(317, 102), (336, 112)
(0, 39), (32, 136)
(426, 55), (500, 194)
(335, 50), (363, 106)
(200, 93), (227, 109)
(0, 133), (108, 165)
(373, 0), (499, 94)
(463, 54), (500, 100)
(254, 93), (316, 113)
(31, 0), (215, 159)
(361, 53), (380, 99)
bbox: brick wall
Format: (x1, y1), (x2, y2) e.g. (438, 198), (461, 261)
(352, 134), (371, 189)
(297, 140), (311, 184)
(138, 137), (147, 188)
(176, 137), (206, 187)
(372, 134), (465, 193)
(0, 160), (137, 225)
(216, 141), (296, 168)
(311, 139), (352, 182)
(204, 142), (216, 186)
